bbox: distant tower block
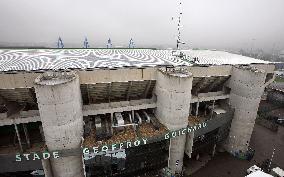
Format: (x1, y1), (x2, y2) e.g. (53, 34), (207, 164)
(225, 66), (266, 154)
(34, 72), (84, 177)
(155, 68), (193, 173)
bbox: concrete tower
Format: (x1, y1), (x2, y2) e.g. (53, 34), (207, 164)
(225, 66), (267, 154)
(34, 72), (85, 177)
(155, 68), (193, 173)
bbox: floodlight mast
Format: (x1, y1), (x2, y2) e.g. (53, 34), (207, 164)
(57, 37), (64, 48)
(107, 38), (112, 48)
(83, 37), (90, 48)
(129, 38), (135, 48)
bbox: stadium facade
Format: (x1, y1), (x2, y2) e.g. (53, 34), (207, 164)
(0, 49), (275, 176)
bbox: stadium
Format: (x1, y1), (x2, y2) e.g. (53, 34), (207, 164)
(0, 48), (275, 176)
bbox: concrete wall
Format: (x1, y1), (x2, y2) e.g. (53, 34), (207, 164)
(155, 68), (193, 173)
(0, 65), (234, 89)
(225, 66), (266, 154)
(34, 72), (84, 177)
(0, 64), (275, 89)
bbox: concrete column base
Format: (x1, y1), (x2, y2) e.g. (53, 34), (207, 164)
(42, 159), (53, 177)
(185, 131), (194, 158)
(168, 134), (187, 173)
(51, 156), (84, 177)
(225, 66), (266, 155)
(35, 72), (85, 177)
(155, 68), (193, 174)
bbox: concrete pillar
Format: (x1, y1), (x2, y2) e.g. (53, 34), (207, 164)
(34, 72), (84, 177)
(212, 144), (216, 157)
(155, 68), (193, 173)
(39, 125), (45, 141)
(131, 110), (135, 122)
(110, 113), (114, 135)
(189, 103), (192, 115)
(225, 66), (266, 154)
(42, 159), (54, 177)
(23, 123), (31, 149)
(195, 102), (199, 117)
(211, 99), (215, 119)
(185, 132), (194, 158)
(14, 123), (23, 152)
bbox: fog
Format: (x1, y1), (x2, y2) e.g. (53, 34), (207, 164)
(0, 0), (283, 51)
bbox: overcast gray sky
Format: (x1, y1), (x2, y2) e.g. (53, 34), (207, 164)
(0, 0), (283, 51)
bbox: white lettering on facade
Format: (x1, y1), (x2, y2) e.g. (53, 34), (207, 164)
(15, 154), (21, 161)
(134, 140), (140, 146)
(53, 152), (59, 159)
(126, 141), (132, 148)
(101, 146), (108, 152)
(33, 153), (40, 160)
(16, 123), (207, 161)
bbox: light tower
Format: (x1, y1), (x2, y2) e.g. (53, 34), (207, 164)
(129, 38), (135, 48)
(57, 37), (64, 48)
(107, 38), (112, 48)
(83, 37), (90, 48)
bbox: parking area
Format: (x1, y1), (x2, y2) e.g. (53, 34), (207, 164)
(190, 124), (284, 177)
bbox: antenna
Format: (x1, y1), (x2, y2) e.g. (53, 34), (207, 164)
(171, 0), (195, 64)
(107, 38), (112, 48)
(171, 0), (186, 50)
(83, 37), (90, 48)
(57, 37), (64, 48)
(176, 0), (185, 50)
(171, 1), (186, 55)
(129, 38), (135, 48)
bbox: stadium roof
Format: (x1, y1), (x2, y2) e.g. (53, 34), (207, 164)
(0, 49), (270, 72)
